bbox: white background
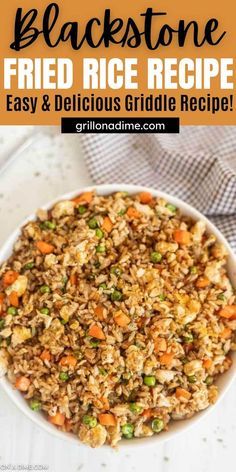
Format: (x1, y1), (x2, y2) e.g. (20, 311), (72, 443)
(0, 126), (235, 472)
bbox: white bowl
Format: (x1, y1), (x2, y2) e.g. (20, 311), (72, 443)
(1, 183), (236, 448)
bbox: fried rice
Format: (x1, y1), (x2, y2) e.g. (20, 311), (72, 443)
(0, 190), (235, 448)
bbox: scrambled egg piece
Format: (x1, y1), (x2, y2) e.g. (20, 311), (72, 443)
(204, 261), (223, 284)
(126, 346), (144, 373)
(155, 241), (178, 254)
(11, 326), (32, 347)
(191, 220), (206, 243)
(44, 254), (58, 268)
(6, 275), (27, 297)
(79, 424), (107, 448)
(52, 200), (75, 219)
(184, 360), (202, 376)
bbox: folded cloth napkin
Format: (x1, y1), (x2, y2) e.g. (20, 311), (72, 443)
(80, 127), (236, 251)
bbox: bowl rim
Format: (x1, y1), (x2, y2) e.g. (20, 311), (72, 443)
(0, 182), (236, 449)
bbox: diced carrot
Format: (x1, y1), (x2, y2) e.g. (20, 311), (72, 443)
(3, 270), (19, 287)
(9, 291), (19, 308)
(48, 413), (65, 426)
(69, 273), (77, 286)
(88, 324), (105, 340)
(219, 305), (236, 319)
(36, 241), (55, 254)
(100, 396), (110, 410)
(159, 352), (175, 366)
(141, 408), (153, 419)
(94, 305), (105, 320)
(203, 358), (212, 369)
(195, 277), (210, 288)
(15, 376), (30, 392)
(154, 337), (167, 353)
(221, 327), (232, 339)
(40, 350), (51, 362)
(0, 293), (5, 314)
(139, 192), (153, 204)
(173, 229), (191, 245)
(102, 216), (113, 233)
(175, 388), (191, 400)
(72, 191), (93, 205)
(98, 413), (116, 426)
(114, 311), (131, 327)
(127, 207), (140, 219)
(59, 355), (77, 367)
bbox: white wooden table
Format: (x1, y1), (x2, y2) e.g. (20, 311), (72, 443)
(0, 126), (235, 472)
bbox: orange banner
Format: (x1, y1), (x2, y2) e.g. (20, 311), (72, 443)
(0, 0), (235, 125)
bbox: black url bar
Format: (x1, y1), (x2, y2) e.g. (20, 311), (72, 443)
(61, 117), (180, 134)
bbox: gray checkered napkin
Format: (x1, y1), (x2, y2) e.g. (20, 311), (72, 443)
(80, 127), (236, 251)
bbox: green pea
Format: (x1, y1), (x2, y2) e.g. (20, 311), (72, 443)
(99, 368), (107, 376)
(40, 285), (51, 294)
(111, 290), (123, 302)
(99, 283), (107, 290)
(60, 319), (68, 325)
(88, 218), (98, 229)
(159, 294), (166, 301)
(118, 209), (126, 216)
(73, 350), (83, 360)
(129, 403), (143, 414)
(24, 262), (34, 270)
(30, 399), (41, 411)
(82, 415), (97, 428)
(95, 228), (104, 239)
(78, 205), (87, 215)
(121, 423), (134, 439)
(44, 221), (56, 230)
(188, 375), (197, 384)
(59, 372), (69, 381)
(182, 333), (194, 343)
(7, 307), (18, 316)
(151, 418), (164, 433)
(190, 266), (197, 274)
(89, 338), (100, 348)
(110, 266), (122, 277)
(218, 293), (226, 301)
(150, 252), (162, 263)
(166, 203), (177, 213)
(205, 375), (214, 386)
(96, 244), (106, 254)
(143, 376), (156, 387)
(40, 307), (50, 315)
(0, 320), (5, 330)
